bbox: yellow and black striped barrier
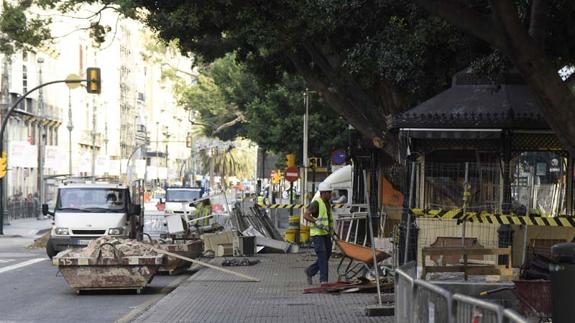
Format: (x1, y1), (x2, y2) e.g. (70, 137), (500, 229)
(257, 203), (346, 209)
(411, 208), (575, 227)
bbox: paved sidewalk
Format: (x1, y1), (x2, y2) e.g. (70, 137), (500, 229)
(1, 217), (51, 238)
(134, 253), (394, 323)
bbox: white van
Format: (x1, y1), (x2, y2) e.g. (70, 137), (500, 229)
(43, 182), (141, 258)
(163, 187), (203, 215)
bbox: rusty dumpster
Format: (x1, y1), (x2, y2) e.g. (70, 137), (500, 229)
(53, 237), (164, 294)
(157, 239), (203, 274)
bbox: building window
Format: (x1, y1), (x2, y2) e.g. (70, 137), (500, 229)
(26, 98), (33, 113)
(22, 65), (27, 93)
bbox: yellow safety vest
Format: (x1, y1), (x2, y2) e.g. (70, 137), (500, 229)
(202, 205), (210, 226)
(310, 197), (332, 237)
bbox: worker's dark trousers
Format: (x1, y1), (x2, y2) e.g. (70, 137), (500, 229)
(306, 235), (332, 283)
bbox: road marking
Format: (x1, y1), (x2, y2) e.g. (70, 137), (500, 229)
(0, 259), (15, 263)
(0, 258), (46, 274)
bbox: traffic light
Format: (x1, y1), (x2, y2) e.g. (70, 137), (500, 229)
(86, 67), (101, 94)
(0, 152), (7, 179)
(286, 153), (295, 167)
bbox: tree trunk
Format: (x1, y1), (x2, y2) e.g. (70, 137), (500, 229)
(288, 49), (402, 161)
(528, 0), (547, 48)
(417, 0), (575, 156)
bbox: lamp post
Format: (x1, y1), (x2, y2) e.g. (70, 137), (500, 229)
(0, 59), (9, 232)
(37, 57), (45, 219)
(302, 90), (316, 202)
(91, 97), (97, 180)
(301, 88), (316, 244)
(126, 143), (148, 185)
(155, 121), (159, 182)
(67, 90), (73, 175)
(164, 129), (170, 185)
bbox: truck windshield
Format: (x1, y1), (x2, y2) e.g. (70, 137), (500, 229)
(165, 189), (201, 202)
(57, 188), (127, 212)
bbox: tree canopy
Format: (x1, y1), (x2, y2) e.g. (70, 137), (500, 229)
(174, 53), (348, 162)
(0, 1), (51, 57)
(14, 0), (575, 156)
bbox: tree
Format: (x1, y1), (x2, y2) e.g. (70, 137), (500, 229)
(37, 0), (487, 160)
(0, 1), (51, 56)
(35, 0), (575, 156)
(176, 53), (348, 161)
(416, 0), (575, 155)
(194, 138), (255, 185)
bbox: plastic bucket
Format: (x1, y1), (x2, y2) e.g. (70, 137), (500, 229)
(284, 228), (297, 243)
(288, 215), (300, 226)
(300, 225), (310, 243)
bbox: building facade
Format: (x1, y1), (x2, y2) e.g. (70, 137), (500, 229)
(0, 5), (195, 213)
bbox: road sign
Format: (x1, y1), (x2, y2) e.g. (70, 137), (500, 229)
(331, 149), (346, 165)
(65, 74), (82, 89)
(285, 166), (299, 182)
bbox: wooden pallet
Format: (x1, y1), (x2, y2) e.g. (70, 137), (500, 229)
(421, 246), (512, 280)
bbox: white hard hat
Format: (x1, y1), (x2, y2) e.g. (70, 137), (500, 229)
(318, 182), (331, 192)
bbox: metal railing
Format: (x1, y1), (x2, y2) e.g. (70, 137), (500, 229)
(395, 262), (528, 323)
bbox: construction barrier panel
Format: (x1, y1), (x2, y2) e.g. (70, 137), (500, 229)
(411, 208), (575, 227)
(258, 203), (345, 209)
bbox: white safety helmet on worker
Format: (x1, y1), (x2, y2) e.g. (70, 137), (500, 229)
(318, 182), (331, 192)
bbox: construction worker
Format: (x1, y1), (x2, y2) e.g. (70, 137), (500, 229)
(195, 199), (211, 226)
(257, 194), (265, 206)
(303, 182), (333, 286)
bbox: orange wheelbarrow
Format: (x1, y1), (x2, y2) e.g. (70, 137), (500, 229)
(334, 239), (391, 281)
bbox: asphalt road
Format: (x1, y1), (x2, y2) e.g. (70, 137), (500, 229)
(0, 212), (186, 323)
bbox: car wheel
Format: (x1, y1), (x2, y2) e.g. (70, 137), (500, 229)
(46, 239), (58, 259)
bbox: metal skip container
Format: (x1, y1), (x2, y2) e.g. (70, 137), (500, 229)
(157, 239), (203, 274)
(53, 237), (164, 294)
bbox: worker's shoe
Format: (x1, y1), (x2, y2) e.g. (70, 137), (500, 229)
(304, 269), (313, 285)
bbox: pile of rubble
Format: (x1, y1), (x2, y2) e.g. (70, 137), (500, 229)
(67, 236), (159, 259)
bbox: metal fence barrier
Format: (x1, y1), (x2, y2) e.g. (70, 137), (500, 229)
(395, 262), (528, 323)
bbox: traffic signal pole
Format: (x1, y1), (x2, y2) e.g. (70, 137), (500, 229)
(0, 78), (87, 235)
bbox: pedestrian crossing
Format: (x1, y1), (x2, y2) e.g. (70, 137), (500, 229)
(0, 258), (46, 274)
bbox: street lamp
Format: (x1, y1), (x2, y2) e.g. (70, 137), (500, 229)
(125, 143), (148, 185)
(67, 89), (73, 175)
(302, 89), (316, 201)
(37, 57), (45, 219)
(0, 60), (9, 232)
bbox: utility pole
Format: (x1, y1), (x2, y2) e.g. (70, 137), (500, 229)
(67, 90), (73, 175)
(37, 58), (45, 219)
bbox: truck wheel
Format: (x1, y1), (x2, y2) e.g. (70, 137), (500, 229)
(46, 239), (58, 259)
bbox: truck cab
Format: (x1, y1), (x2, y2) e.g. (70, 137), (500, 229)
(43, 182), (141, 258)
